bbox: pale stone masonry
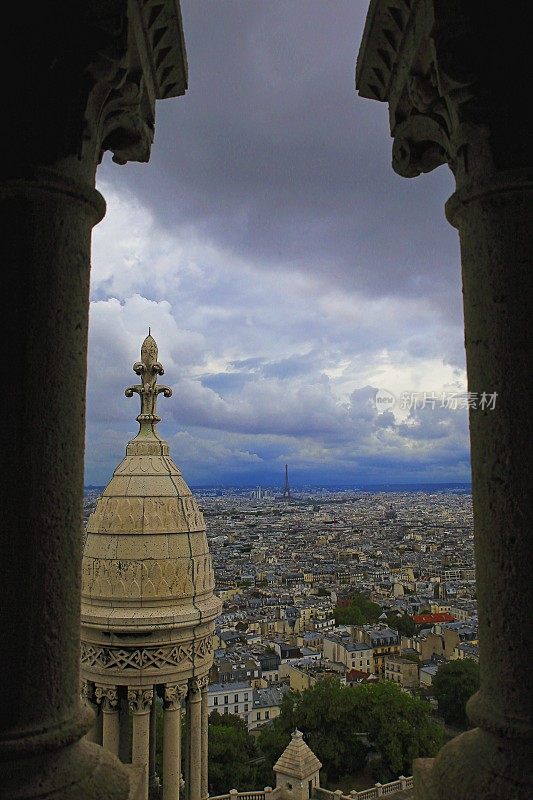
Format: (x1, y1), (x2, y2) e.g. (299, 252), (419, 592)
(274, 731), (322, 800)
(2, 3), (529, 799)
(357, 3), (533, 798)
(0, 3), (189, 799)
(80, 335), (221, 800)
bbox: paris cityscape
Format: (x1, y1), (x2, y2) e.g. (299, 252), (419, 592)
(83, 472), (478, 796)
(8, 1), (524, 799)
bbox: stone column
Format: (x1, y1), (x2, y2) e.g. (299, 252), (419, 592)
(200, 682), (209, 799)
(187, 678), (204, 800)
(0, 5), (187, 799)
(95, 685), (121, 757)
(356, 4), (532, 798)
(163, 683), (188, 800)
(422, 169), (533, 799)
(81, 681), (101, 746)
(0, 157), (126, 800)
(119, 695), (131, 764)
(184, 694), (190, 800)
(87, 709), (103, 747)
(129, 688), (154, 800)
(149, 689), (158, 794)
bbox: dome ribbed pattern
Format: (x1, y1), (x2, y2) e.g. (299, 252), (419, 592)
(80, 335), (220, 686)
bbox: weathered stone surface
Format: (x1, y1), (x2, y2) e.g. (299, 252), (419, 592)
(80, 337), (220, 800)
(357, 3), (532, 798)
(274, 731), (322, 800)
(1, 5), (188, 797)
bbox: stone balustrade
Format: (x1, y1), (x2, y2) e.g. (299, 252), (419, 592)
(313, 777), (413, 800)
(207, 778), (413, 800)
(209, 788), (281, 800)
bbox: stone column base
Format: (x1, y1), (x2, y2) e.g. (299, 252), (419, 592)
(414, 727), (532, 800)
(1, 736), (130, 800)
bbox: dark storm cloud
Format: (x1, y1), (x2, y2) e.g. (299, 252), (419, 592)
(261, 351), (318, 379)
(99, 0), (461, 315)
(87, 4), (472, 486)
(201, 371), (253, 394)
(229, 356), (266, 371)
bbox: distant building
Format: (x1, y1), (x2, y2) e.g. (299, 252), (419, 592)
(248, 685), (289, 731)
(420, 662), (440, 688)
(280, 660), (346, 691)
(453, 642), (479, 662)
(345, 669), (380, 685)
(402, 630), (445, 662)
(384, 656), (419, 688)
(353, 625), (401, 674)
(323, 634), (373, 673)
(413, 613), (455, 625)
(208, 682), (252, 725)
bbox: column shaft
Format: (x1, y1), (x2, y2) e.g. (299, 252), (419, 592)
(102, 709), (121, 757)
(163, 707), (182, 800)
(149, 693), (158, 791)
(1, 169), (103, 733)
(132, 711), (151, 800)
(188, 689), (202, 800)
(448, 181), (533, 737)
(81, 685), (101, 745)
(0, 168), (129, 799)
(416, 177), (533, 799)
(119, 696), (130, 763)
(184, 696), (190, 800)
(201, 686), (208, 799)
(86, 707), (102, 745)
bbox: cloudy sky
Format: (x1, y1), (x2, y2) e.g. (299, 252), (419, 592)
(87, 0), (471, 488)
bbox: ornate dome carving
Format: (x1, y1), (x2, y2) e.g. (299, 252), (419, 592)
(80, 334), (220, 685)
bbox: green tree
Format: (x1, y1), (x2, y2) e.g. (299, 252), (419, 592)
(257, 682), (366, 785)
(353, 682), (443, 782)
(386, 613), (415, 638)
(334, 593), (382, 626)
(208, 711), (258, 794)
(254, 718), (292, 785)
(432, 659), (480, 727)
(256, 679), (442, 786)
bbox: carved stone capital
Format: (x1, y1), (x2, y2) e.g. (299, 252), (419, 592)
(188, 675), (209, 695)
(128, 687), (154, 714)
(163, 682), (188, 710)
(5, 2), (187, 176)
(94, 684), (119, 712)
(356, 2), (531, 189)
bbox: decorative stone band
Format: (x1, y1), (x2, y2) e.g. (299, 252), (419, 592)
(94, 684), (119, 711)
(188, 675), (209, 694)
(85, 494), (207, 536)
(164, 682), (189, 710)
(128, 687), (154, 714)
(81, 635), (213, 671)
(444, 170), (533, 229)
(0, 169), (106, 224)
(82, 551), (215, 599)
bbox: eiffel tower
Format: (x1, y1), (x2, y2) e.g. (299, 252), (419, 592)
(282, 463), (291, 499)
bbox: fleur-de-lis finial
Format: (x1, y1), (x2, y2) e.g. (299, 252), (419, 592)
(125, 331), (172, 427)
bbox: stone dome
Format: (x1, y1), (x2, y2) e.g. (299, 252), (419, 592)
(80, 334), (221, 687)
